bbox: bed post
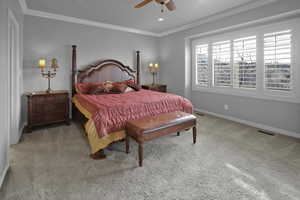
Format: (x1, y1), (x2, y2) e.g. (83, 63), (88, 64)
(136, 51), (140, 85)
(71, 45), (77, 120)
(72, 45), (77, 97)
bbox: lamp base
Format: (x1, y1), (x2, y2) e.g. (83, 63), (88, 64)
(151, 72), (157, 85)
(46, 75), (52, 93)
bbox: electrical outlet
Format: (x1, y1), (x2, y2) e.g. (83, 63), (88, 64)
(224, 104), (229, 110)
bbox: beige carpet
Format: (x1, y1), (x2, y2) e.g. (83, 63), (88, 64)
(1, 114), (300, 200)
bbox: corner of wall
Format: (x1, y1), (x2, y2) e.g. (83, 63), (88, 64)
(0, 161), (9, 189)
(184, 38), (192, 100)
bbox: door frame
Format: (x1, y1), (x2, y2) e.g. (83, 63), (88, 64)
(7, 8), (21, 146)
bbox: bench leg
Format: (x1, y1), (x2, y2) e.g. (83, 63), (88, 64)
(139, 143), (143, 167)
(193, 126), (197, 144)
(177, 132), (180, 136)
(125, 135), (130, 154)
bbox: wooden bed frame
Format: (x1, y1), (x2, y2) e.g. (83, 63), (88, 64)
(71, 45), (141, 159)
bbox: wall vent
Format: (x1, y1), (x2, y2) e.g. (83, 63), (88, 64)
(258, 130), (275, 136)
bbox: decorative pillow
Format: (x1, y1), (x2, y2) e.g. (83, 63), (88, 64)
(125, 79), (135, 84)
(76, 82), (102, 94)
(111, 83), (128, 93)
(88, 84), (105, 95)
(103, 81), (114, 92)
(126, 80), (141, 91)
(76, 80), (139, 94)
(124, 86), (135, 93)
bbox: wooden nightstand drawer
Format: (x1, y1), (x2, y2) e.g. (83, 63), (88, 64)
(46, 94), (68, 103)
(26, 90), (70, 132)
(44, 112), (66, 123)
(31, 103), (44, 114)
(30, 114), (45, 125)
(44, 102), (67, 113)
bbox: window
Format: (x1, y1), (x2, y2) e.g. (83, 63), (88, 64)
(264, 30), (292, 91)
(233, 36), (256, 89)
(192, 20), (299, 103)
(195, 44), (209, 87)
(212, 41), (231, 87)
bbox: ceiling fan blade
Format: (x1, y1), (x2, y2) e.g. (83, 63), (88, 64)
(134, 0), (153, 8)
(165, 0), (176, 11)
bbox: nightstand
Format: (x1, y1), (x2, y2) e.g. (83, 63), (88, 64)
(26, 90), (70, 132)
(142, 84), (167, 93)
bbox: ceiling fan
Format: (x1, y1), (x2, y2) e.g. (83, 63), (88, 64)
(134, 0), (176, 12)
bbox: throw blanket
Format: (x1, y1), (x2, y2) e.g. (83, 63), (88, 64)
(74, 90), (193, 138)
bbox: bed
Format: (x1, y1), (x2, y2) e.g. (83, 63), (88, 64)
(71, 45), (193, 159)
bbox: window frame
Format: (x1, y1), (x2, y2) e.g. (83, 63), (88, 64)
(194, 44), (209, 87)
(212, 40), (232, 88)
(263, 30), (294, 96)
(233, 36), (257, 89)
(191, 19), (300, 103)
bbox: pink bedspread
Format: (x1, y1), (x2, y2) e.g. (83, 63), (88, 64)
(74, 90), (193, 138)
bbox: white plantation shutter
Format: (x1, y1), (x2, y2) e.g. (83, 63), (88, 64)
(195, 44), (209, 87)
(264, 30), (292, 91)
(233, 36), (257, 89)
(212, 41), (232, 87)
(191, 22), (298, 102)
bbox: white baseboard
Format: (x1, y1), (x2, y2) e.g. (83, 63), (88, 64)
(194, 108), (300, 139)
(20, 122), (26, 134)
(0, 164), (9, 189)
(10, 122), (26, 145)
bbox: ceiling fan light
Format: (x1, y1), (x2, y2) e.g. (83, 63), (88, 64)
(158, 18), (164, 21)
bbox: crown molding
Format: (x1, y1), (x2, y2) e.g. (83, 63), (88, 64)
(18, 0), (28, 13)
(159, 0), (278, 36)
(20, 0), (297, 38)
(25, 9), (161, 37)
(20, 0), (160, 36)
(185, 8), (300, 40)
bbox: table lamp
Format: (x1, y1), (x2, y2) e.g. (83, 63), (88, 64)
(148, 62), (160, 85)
(38, 58), (59, 93)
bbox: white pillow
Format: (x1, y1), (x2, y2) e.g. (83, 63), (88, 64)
(124, 87), (135, 93)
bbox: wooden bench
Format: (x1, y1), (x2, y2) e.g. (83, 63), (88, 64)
(125, 111), (197, 167)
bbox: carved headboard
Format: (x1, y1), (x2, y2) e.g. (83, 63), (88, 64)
(71, 45), (141, 96)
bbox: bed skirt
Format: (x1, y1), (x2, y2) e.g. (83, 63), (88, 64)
(73, 98), (125, 153)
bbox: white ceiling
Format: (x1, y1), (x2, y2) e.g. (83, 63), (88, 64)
(25, 0), (276, 34)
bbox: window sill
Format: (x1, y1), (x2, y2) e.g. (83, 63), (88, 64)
(192, 86), (300, 104)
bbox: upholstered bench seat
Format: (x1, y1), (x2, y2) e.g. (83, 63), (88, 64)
(125, 111), (197, 167)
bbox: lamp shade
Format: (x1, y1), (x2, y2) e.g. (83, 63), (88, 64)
(51, 58), (59, 69)
(38, 58), (46, 69)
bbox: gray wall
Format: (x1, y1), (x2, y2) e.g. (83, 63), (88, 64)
(0, 0), (23, 187)
(159, 0), (300, 134)
(23, 16), (160, 93)
(23, 15), (160, 124)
